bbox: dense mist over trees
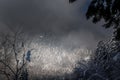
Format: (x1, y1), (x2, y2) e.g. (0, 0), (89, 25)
(0, 0), (120, 80)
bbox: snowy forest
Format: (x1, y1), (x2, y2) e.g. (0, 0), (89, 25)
(0, 0), (120, 80)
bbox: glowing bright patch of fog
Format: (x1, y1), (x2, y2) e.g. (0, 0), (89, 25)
(26, 40), (91, 75)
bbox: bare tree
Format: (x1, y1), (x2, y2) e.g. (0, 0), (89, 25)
(0, 29), (29, 80)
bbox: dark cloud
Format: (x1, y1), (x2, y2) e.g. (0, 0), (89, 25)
(0, 0), (112, 49)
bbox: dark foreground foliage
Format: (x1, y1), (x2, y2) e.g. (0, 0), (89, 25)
(86, 0), (120, 40)
(72, 40), (120, 80)
(70, 0), (120, 40)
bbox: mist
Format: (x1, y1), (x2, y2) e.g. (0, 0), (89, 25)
(0, 0), (112, 79)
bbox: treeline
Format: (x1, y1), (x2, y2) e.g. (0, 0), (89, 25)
(1, 31), (120, 80)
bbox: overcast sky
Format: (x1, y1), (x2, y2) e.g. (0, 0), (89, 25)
(0, 0), (112, 49)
